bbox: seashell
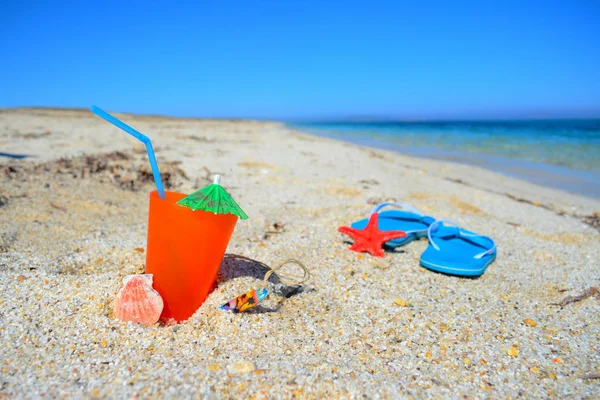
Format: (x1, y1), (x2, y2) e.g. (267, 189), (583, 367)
(114, 274), (163, 325)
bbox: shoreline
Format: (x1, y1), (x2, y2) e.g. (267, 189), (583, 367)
(290, 126), (600, 199)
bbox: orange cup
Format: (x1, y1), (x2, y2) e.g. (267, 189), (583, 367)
(145, 191), (238, 322)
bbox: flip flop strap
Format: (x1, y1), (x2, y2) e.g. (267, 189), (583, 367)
(371, 202), (424, 217)
(427, 219), (496, 259)
(371, 202), (428, 234)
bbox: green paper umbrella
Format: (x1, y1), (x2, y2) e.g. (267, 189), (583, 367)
(177, 175), (248, 220)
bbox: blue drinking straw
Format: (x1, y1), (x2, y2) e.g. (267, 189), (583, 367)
(90, 105), (166, 200)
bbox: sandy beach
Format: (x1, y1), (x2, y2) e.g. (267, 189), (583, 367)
(1, 108), (599, 398)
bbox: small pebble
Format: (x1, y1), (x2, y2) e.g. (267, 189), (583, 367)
(508, 347), (519, 357)
(523, 318), (537, 327)
(231, 361), (256, 374)
(394, 298), (407, 307)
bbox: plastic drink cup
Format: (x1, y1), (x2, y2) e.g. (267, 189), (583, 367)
(145, 191), (238, 322)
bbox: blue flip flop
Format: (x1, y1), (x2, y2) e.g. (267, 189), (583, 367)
(351, 202), (435, 248)
(420, 219), (496, 277)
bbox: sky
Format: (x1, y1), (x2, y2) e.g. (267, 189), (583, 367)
(1, 0), (599, 120)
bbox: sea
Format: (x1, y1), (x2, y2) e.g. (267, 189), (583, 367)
(289, 120), (600, 198)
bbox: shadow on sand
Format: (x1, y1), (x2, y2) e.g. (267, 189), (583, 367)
(0, 152), (33, 159)
(216, 254), (307, 313)
(341, 239), (406, 254)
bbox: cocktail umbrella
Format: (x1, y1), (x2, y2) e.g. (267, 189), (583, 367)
(176, 175), (248, 219)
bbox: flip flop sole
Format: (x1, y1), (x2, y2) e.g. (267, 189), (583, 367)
(420, 253), (496, 277)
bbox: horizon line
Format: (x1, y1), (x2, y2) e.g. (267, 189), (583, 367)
(1, 106), (599, 123)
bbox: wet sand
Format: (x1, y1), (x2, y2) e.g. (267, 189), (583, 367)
(296, 131), (600, 199)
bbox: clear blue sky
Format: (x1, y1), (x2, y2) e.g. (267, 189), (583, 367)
(1, 0), (599, 120)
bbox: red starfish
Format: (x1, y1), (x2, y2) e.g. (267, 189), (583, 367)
(338, 213), (407, 258)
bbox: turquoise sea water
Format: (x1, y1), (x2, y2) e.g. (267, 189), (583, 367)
(290, 120), (600, 198)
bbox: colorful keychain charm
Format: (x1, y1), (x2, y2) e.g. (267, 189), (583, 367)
(220, 259), (310, 313)
(220, 288), (269, 313)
